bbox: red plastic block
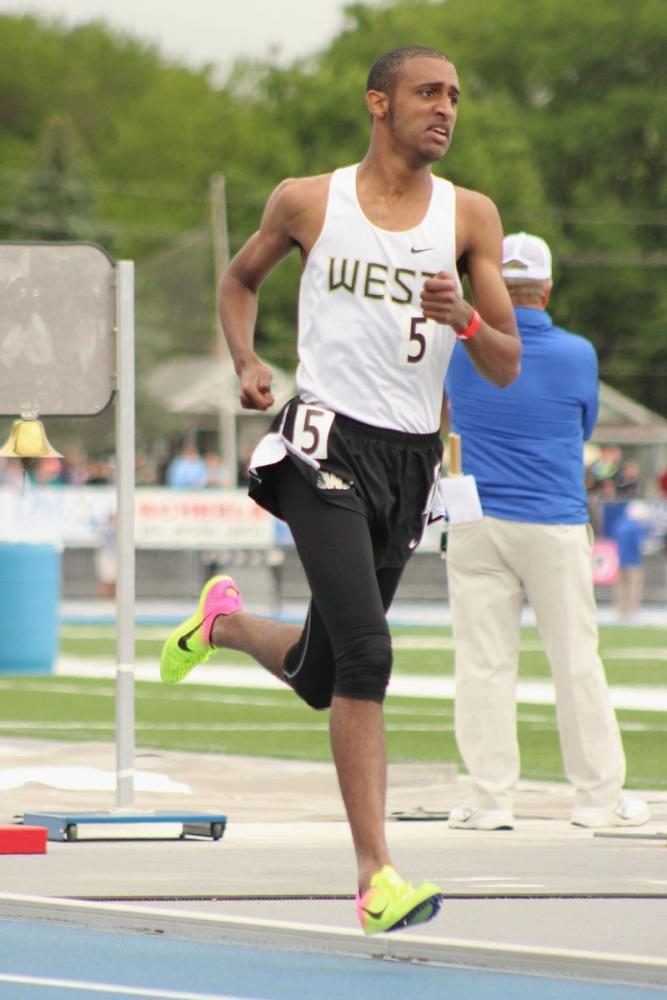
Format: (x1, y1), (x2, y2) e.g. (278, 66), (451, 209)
(0, 826), (48, 854)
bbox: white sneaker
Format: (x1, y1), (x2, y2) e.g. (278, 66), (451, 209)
(571, 797), (650, 829)
(448, 805), (514, 831)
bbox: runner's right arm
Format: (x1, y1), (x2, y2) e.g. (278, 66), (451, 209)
(218, 180), (301, 411)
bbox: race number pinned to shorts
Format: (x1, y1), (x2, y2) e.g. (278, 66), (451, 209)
(291, 404), (335, 461)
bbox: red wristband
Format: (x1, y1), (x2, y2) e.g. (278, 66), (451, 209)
(456, 309), (481, 341)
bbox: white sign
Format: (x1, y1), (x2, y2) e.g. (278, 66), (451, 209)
(134, 489), (274, 549)
(432, 475), (483, 523)
(0, 486), (275, 550)
(0, 484), (114, 546)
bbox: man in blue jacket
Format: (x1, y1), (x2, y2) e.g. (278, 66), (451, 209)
(444, 232), (650, 830)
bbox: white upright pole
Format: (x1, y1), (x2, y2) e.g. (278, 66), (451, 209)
(210, 174), (238, 486)
(115, 260), (136, 809)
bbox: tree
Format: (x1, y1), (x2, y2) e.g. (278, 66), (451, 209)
(10, 113), (96, 241)
(0, 2), (664, 427)
(277, 0), (667, 415)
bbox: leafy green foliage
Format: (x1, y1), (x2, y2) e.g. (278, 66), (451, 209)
(0, 0), (665, 443)
(8, 114), (97, 241)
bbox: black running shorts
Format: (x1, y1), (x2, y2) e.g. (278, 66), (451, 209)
(248, 397), (442, 707)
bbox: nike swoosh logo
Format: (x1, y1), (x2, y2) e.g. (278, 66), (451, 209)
(362, 905), (388, 919)
(178, 622), (202, 651)
(410, 246), (434, 254)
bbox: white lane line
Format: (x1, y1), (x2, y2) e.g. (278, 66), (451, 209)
(0, 720), (457, 733)
(54, 657), (667, 709)
(0, 974), (255, 999)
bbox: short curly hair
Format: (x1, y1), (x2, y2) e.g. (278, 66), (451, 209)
(366, 46), (450, 95)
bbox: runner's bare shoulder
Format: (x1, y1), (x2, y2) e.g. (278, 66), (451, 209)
(454, 184), (503, 258)
(269, 173), (333, 250)
(455, 184), (501, 225)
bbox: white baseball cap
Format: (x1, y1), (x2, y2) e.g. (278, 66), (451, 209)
(502, 232), (552, 281)
(627, 500), (651, 522)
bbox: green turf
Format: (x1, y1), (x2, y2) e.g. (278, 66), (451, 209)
(1, 619), (666, 789)
(391, 624), (667, 686)
(59, 627), (257, 667)
(60, 623), (667, 686)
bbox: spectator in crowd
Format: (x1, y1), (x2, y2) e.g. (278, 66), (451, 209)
(615, 458), (642, 499)
(0, 457), (25, 489)
(136, 451), (158, 485)
(657, 468), (667, 498)
(85, 458), (114, 485)
(165, 441), (208, 489)
(59, 447), (88, 485)
(614, 500), (650, 620)
(590, 445), (622, 489)
(94, 512), (117, 600)
(29, 457), (64, 486)
(203, 451), (230, 488)
(587, 474), (617, 537)
(444, 230), (650, 831)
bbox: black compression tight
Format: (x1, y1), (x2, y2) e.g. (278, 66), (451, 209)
(275, 460), (402, 709)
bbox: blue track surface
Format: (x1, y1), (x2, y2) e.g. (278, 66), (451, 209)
(0, 919), (662, 999)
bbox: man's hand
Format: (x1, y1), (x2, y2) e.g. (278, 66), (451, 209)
(239, 359), (275, 411)
(420, 271), (469, 330)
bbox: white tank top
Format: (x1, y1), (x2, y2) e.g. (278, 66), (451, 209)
(296, 163), (459, 433)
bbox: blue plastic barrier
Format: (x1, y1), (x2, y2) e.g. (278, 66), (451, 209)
(0, 543), (61, 674)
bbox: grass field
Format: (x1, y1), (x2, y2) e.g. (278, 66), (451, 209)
(0, 623), (665, 789)
(57, 622), (667, 684)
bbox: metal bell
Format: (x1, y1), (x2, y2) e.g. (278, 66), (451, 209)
(0, 419), (63, 459)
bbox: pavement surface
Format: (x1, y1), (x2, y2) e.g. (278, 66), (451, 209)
(1, 599), (667, 991)
(2, 735), (667, 989)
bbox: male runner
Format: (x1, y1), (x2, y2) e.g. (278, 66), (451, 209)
(161, 45), (521, 934)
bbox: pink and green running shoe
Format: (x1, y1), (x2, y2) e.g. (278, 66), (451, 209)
(356, 865), (443, 935)
(160, 575), (243, 685)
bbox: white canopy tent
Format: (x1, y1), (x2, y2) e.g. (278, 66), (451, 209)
(145, 356), (295, 484)
(592, 382), (667, 486)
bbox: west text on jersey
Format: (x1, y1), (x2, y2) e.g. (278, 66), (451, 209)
(328, 257), (436, 305)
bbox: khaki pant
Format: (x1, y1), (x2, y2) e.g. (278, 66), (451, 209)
(615, 566), (644, 617)
(447, 517), (625, 811)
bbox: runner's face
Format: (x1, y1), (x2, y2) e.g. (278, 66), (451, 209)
(387, 57), (460, 163)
